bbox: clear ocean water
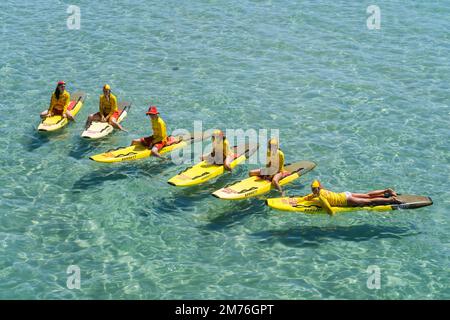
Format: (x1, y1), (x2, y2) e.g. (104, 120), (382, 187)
(0, 0), (449, 299)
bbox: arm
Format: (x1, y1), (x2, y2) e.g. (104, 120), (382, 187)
(201, 142), (214, 161)
(319, 195), (335, 216)
(62, 92), (70, 114)
(48, 94), (55, 113)
(201, 151), (211, 161)
(301, 193), (316, 201)
(160, 119), (167, 141)
(106, 95), (118, 120)
(99, 96), (105, 120)
(262, 154), (276, 176)
(224, 139), (232, 156)
(278, 150), (285, 173)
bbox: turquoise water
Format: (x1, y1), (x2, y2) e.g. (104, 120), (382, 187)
(1, 0), (449, 299)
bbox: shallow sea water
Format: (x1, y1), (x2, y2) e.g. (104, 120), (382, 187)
(0, 0), (449, 299)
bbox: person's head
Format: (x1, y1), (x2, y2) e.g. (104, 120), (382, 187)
(146, 105), (159, 119)
(267, 138), (279, 154)
(103, 84), (111, 96)
(55, 81), (66, 99)
(212, 129), (224, 141)
(311, 180), (322, 195)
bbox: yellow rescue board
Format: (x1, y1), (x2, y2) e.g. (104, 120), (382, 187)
(212, 161), (316, 200)
(167, 143), (258, 187)
(89, 132), (208, 163)
(38, 92), (86, 132)
(266, 194), (433, 214)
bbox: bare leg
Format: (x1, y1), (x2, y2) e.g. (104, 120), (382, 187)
(347, 196), (402, 207)
(66, 111), (75, 121)
(249, 169), (261, 177)
(110, 118), (127, 132)
(366, 189), (397, 197)
(351, 189), (397, 199)
(131, 139), (142, 146)
(350, 193), (375, 199)
(151, 146), (166, 160)
(224, 155), (233, 172)
(170, 136), (181, 144)
(40, 110), (50, 119)
(85, 114), (92, 129)
(272, 172), (284, 194)
(85, 113), (101, 129)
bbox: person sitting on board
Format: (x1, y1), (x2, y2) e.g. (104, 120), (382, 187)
(131, 106), (169, 159)
(84, 84), (126, 131)
(249, 138), (289, 195)
(302, 180), (402, 216)
(40, 81), (75, 121)
(201, 130), (234, 172)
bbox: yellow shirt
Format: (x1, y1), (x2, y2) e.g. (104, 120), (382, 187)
(266, 149), (285, 173)
(151, 116), (167, 143)
(212, 137), (232, 158)
(304, 189), (348, 207)
(48, 90), (70, 114)
(99, 93), (118, 116)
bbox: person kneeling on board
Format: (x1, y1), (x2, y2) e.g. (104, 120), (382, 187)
(84, 84), (126, 132)
(303, 180), (402, 216)
(249, 138), (289, 195)
(131, 106), (173, 159)
(40, 81), (75, 121)
(201, 130), (234, 172)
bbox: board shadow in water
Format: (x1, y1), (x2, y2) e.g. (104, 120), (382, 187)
(250, 225), (420, 248)
(23, 130), (53, 152)
(23, 125), (75, 152)
(68, 138), (103, 160)
(152, 188), (213, 214)
(152, 166), (251, 215)
(72, 161), (173, 192)
(201, 198), (267, 231)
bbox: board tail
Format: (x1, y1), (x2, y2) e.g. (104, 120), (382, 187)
(71, 91), (86, 103)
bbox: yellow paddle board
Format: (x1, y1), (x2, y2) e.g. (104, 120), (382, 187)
(212, 160), (317, 200)
(266, 194), (433, 214)
(90, 132), (208, 163)
(167, 143), (259, 187)
(38, 92), (86, 132)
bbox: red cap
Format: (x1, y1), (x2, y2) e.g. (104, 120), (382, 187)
(57, 81), (66, 86)
(146, 106), (159, 115)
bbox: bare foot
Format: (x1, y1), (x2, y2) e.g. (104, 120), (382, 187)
(392, 196), (403, 204)
(387, 188), (397, 197)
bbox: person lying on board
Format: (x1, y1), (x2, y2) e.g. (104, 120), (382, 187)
(85, 84), (126, 132)
(249, 138), (289, 195)
(131, 105), (175, 159)
(40, 81), (74, 121)
(302, 180), (402, 216)
(201, 130), (234, 171)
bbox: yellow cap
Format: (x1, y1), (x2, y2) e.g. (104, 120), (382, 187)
(311, 180), (321, 188)
(213, 129), (224, 137)
(268, 138), (278, 146)
(103, 84), (111, 91)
